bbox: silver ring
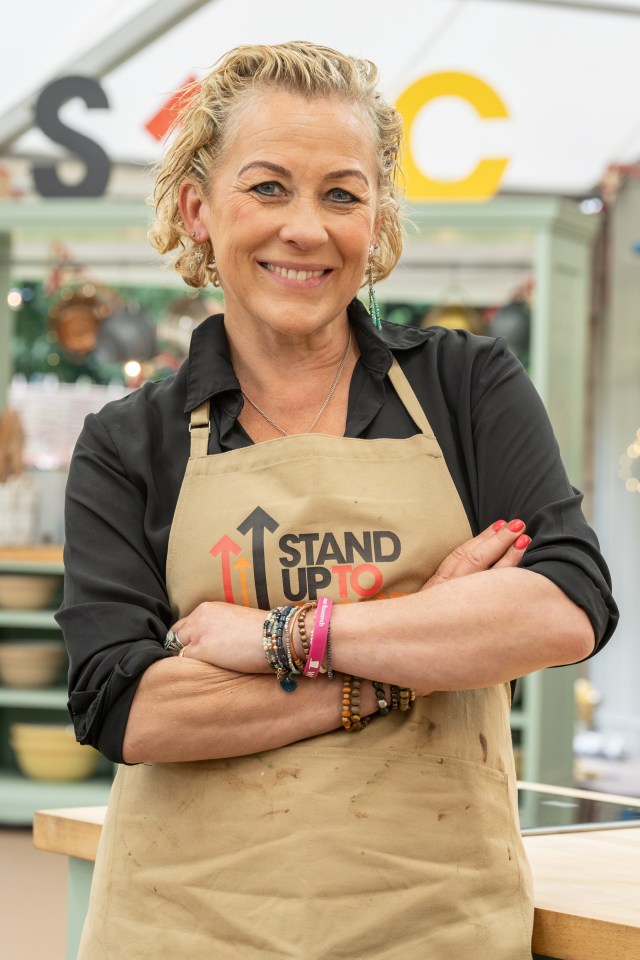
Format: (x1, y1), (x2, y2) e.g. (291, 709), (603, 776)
(164, 630), (184, 652)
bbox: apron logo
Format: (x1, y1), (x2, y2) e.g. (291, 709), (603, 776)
(210, 507), (403, 608)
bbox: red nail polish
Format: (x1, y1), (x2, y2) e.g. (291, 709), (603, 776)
(508, 519), (525, 532)
(515, 534), (531, 550)
(492, 520), (507, 531)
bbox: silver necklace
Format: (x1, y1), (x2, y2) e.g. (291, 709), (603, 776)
(241, 329), (352, 437)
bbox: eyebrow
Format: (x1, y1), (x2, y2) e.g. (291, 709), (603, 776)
(238, 161), (370, 186)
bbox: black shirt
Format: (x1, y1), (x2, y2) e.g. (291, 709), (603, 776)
(57, 299), (618, 762)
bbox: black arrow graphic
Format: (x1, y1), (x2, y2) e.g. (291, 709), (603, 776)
(237, 506), (279, 609)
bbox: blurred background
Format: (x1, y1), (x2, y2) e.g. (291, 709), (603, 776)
(1, 1), (640, 955)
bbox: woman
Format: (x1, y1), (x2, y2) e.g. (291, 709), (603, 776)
(58, 41), (617, 959)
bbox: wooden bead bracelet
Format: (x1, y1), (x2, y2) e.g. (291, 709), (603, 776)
(342, 677), (416, 731)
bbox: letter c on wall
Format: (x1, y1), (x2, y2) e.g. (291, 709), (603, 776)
(395, 71), (509, 202)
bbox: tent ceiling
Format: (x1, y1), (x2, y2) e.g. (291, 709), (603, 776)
(2, 0), (640, 195)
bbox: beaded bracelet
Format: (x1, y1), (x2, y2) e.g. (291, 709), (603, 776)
(290, 601), (315, 668)
(324, 623), (334, 681)
(341, 675), (371, 732)
(372, 680), (390, 716)
(399, 687), (414, 712)
(286, 614), (306, 674)
(282, 606), (300, 675)
(372, 682), (416, 714)
(296, 602), (315, 659)
(262, 606), (298, 692)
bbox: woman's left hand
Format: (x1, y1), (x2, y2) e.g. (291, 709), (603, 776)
(169, 601), (267, 672)
(420, 519), (530, 591)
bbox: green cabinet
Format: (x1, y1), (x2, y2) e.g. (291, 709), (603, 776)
(512, 667), (577, 787)
(0, 554), (113, 825)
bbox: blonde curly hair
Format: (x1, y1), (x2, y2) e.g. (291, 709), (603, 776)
(148, 41), (404, 290)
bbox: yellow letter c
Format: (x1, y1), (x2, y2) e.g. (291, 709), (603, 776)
(395, 71), (510, 202)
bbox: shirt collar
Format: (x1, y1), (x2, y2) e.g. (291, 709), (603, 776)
(184, 297), (432, 413)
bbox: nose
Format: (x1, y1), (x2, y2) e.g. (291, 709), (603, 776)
(278, 197), (328, 249)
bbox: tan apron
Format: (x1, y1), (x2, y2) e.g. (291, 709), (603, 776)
(79, 359), (533, 959)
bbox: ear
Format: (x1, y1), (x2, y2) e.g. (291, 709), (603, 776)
(371, 213), (383, 249)
(178, 181), (210, 240)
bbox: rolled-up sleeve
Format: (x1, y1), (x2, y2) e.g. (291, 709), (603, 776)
(468, 336), (617, 652)
(56, 411), (173, 762)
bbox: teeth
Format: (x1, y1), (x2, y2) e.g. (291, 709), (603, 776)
(264, 263), (325, 281)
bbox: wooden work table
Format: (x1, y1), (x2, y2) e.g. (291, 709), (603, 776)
(34, 785), (640, 960)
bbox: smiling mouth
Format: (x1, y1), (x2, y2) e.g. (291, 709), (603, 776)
(260, 262), (331, 281)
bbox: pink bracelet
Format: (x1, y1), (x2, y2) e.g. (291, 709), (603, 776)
(303, 596), (333, 679)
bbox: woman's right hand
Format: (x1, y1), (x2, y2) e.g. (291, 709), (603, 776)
(169, 601), (267, 673)
(420, 519), (530, 592)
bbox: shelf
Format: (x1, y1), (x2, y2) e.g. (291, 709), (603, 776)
(0, 609), (59, 628)
(0, 562), (63, 575)
(0, 559), (64, 577)
(0, 770), (113, 826)
(0, 545), (64, 573)
(0, 550), (116, 826)
(0, 686), (67, 708)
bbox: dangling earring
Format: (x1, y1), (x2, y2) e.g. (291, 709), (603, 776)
(207, 247), (220, 286)
(191, 231), (204, 264)
(368, 243), (382, 331)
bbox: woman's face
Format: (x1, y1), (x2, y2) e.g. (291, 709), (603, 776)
(183, 90), (381, 341)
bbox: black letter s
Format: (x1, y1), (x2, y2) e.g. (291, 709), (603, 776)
(33, 76), (111, 197)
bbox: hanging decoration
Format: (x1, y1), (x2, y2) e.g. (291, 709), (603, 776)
(48, 290), (110, 358)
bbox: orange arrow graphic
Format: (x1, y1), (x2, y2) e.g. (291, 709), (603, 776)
(233, 555), (252, 607)
(210, 535), (241, 604)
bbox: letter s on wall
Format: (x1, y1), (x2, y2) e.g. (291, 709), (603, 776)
(33, 76), (112, 198)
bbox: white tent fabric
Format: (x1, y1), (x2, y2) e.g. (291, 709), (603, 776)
(2, 0), (640, 195)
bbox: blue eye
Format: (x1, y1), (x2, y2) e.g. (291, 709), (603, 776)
(329, 188), (358, 204)
(253, 182), (282, 197)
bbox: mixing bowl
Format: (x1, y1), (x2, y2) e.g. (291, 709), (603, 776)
(0, 640), (66, 688)
(0, 574), (62, 610)
(10, 723), (99, 782)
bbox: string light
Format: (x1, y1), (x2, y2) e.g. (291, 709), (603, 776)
(618, 428), (640, 493)
(123, 360), (142, 379)
(7, 289), (22, 309)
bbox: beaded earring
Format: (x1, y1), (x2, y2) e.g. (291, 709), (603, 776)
(368, 243), (382, 331)
(191, 231), (205, 264)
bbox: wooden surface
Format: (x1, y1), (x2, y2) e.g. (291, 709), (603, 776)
(527, 828), (640, 959)
(0, 544), (64, 566)
(33, 805), (105, 862)
(33, 803), (640, 960)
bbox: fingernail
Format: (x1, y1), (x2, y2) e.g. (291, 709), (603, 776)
(492, 520), (507, 531)
(508, 519), (525, 532)
(515, 534), (531, 550)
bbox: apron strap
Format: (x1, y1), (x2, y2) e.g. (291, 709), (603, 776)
(387, 358), (436, 439)
(189, 401), (211, 458)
